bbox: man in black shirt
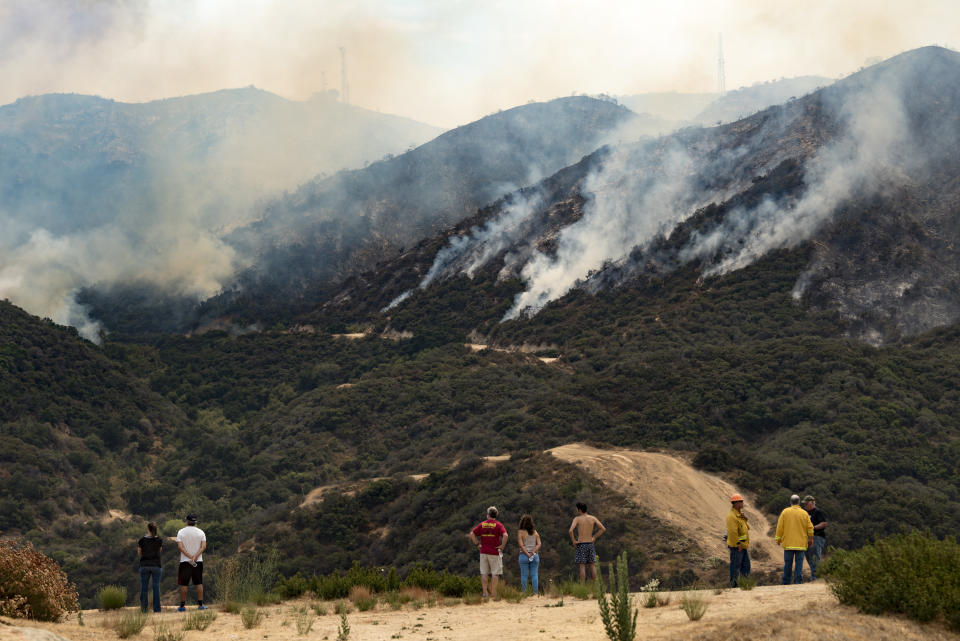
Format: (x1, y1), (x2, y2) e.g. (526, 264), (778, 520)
(803, 495), (828, 580)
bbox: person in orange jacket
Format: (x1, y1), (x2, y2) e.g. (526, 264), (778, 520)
(775, 494), (814, 584)
(725, 494), (750, 587)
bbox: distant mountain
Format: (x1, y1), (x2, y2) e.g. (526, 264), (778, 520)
(349, 47), (960, 344)
(616, 91), (716, 122)
(0, 88), (442, 337)
(84, 96), (637, 334)
(691, 76), (833, 125)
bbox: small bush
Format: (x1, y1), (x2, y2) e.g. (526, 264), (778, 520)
(241, 607), (264, 629)
(316, 573), (351, 600)
(98, 585), (128, 610)
(596, 552), (638, 641)
(153, 620), (184, 641)
(312, 602), (327, 616)
(220, 601), (242, 614)
(275, 574), (310, 599)
(822, 531), (960, 629)
(560, 580), (595, 600)
(496, 584), (524, 603)
(736, 575), (757, 590)
(349, 586), (376, 611)
(0, 539), (79, 621)
(462, 592), (482, 605)
(680, 594), (708, 621)
(642, 593), (658, 608)
(335, 600), (352, 615)
(183, 610), (217, 631)
(214, 549), (279, 605)
(295, 611), (315, 635)
(336, 602), (350, 641)
(403, 564), (443, 591)
(116, 610), (148, 639)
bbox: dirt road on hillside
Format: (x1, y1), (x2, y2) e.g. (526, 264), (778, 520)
(548, 443), (783, 568)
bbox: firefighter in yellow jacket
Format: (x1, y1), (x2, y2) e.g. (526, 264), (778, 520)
(775, 494), (814, 584)
(725, 494), (750, 587)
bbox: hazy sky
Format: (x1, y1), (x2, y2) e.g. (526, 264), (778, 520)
(2, 0), (958, 127)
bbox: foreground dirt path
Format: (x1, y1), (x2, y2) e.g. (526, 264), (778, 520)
(548, 444), (782, 568)
(4, 583), (958, 641)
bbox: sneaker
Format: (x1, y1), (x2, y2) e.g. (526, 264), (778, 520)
(177, 606), (186, 612)
(197, 605), (209, 610)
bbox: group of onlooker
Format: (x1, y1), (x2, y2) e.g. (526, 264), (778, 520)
(135, 514), (208, 612)
(727, 493), (828, 587)
(468, 502), (606, 598)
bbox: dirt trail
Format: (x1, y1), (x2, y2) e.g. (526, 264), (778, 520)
(5, 584), (958, 641)
(548, 443), (782, 567)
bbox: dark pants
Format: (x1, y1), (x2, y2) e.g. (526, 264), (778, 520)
(782, 550), (805, 584)
(139, 566), (162, 612)
(805, 536), (826, 580)
(728, 546), (750, 587)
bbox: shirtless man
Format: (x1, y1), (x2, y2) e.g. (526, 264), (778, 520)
(569, 502), (606, 582)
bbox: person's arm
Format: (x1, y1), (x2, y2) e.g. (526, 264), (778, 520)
(533, 532), (542, 556)
(194, 540), (207, 562)
(498, 529), (508, 552)
(138, 545), (143, 558)
(569, 519), (578, 545)
(177, 540), (190, 557)
(592, 518), (606, 541)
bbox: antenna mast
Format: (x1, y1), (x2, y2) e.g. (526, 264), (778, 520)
(339, 46), (350, 104)
(717, 34), (727, 96)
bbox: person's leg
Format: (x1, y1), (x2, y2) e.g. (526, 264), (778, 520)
(196, 584), (204, 604)
(481, 574), (489, 596)
(793, 550), (804, 584)
(809, 538), (824, 580)
(729, 547), (739, 587)
(741, 548), (751, 579)
(490, 574), (499, 599)
(179, 585), (188, 606)
(781, 551), (791, 585)
(530, 555), (539, 595)
(578, 563), (586, 582)
(518, 555), (530, 591)
(140, 568), (149, 612)
(152, 567), (163, 612)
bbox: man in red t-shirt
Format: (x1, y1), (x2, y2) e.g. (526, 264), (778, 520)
(469, 506), (508, 598)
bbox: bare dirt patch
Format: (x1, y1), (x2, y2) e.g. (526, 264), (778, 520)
(548, 443), (782, 568)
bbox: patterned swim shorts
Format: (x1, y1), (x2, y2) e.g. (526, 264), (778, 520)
(575, 542), (596, 564)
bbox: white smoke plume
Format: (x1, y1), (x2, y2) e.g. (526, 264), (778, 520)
(678, 81), (913, 280)
(503, 143), (698, 319)
(416, 191), (544, 290)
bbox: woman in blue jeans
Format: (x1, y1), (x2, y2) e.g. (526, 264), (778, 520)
(517, 514), (542, 594)
(138, 522), (163, 612)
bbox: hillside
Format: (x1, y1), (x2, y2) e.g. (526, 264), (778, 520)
(0, 88), (442, 339)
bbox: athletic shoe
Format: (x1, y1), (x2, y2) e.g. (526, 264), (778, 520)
(198, 605), (209, 610)
(177, 606), (186, 612)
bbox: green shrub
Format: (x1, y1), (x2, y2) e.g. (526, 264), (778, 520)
(0, 539), (79, 621)
(98, 585), (127, 610)
(436, 572), (481, 597)
(213, 549), (278, 605)
(596, 552), (638, 641)
(496, 584), (524, 603)
(316, 573), (351, 600)
(822, 531), (960, 629)
(153, 620), (184, 641)
(403, 563), (443, 591)
(240, 607), (264, 629)
(336, 602), (350, 641)
(295, 611), (315, 635)
(680, 594), (708, 621)
(560, 580), (595, 599)
(275, 573), (309, 599)
(736, 575), (758, 590)
(183, 610), (217, 631)
(116, 610), (148, 639)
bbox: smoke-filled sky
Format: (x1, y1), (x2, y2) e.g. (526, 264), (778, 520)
(2, 0), (958, 128)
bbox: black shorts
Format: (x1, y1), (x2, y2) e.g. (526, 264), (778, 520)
(177, 561), (203, 586)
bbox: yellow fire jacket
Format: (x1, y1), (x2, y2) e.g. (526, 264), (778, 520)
(725, 507), (750, 548)
(775, 505), (814, 550)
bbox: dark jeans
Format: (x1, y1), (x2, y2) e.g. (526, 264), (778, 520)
(140, 566), (162, 612)
(728, 546), (750, 587)
(805, 536), (826, 580)
(782, 550), (805, 585)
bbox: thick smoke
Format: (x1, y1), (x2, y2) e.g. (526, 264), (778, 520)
(678, 82), (913, 280)
(0, 91), (440, 339)
(503, 143), (699, 319)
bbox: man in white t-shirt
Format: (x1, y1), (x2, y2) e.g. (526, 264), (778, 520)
(176, 514), (207, 611)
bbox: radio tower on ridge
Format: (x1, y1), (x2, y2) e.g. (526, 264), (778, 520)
(339, 46), (350, 104)
(717, 33), (727, 96)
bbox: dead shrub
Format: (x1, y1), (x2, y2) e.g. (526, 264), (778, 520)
(0, 538), (79, 621)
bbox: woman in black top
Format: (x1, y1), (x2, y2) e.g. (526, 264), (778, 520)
(138, 522), (163, 612)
